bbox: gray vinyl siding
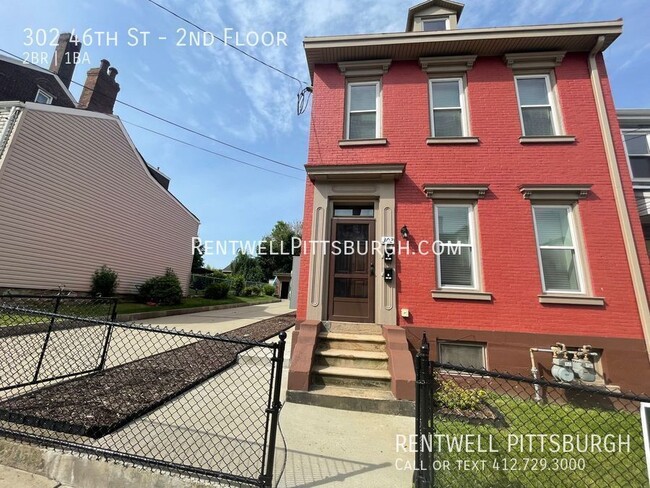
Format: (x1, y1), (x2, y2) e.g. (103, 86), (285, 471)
(0, 108), (199, 294)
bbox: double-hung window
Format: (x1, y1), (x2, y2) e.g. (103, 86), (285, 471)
(515, 74), (560, 136)
(429, 78), (467, 137)
(435, 204), (478, 289)
(623, 131), (650, 182)
(346, 81), (380, 140)
(532, 205), (584, 293)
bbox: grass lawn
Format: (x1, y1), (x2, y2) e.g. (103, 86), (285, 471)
(431, 393), (647, 487)
(0, 314), (44, 327)
(115, 295), (278, 315)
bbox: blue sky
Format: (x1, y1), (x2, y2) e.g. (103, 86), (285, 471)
(1, 0), (649, 268)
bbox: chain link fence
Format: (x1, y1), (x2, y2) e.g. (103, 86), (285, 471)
(413, 336), (650, 488)
(0, 303), (288, 487)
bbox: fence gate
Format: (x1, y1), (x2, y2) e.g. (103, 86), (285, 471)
(0, 301), (287, 487)
(413, 335), (650, 488)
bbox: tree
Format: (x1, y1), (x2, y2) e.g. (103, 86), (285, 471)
(192, 238), (205, 273)
(257, 220), (302, 281)
(229, 250), (264, 283)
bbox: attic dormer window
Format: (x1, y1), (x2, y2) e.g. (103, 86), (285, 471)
(35, 89), (53, 105)
(422, 18), (449, 31)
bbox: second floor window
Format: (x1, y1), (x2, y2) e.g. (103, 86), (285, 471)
(515, 74), (560, 136)
(532, 205), (584, 293)
(623, 131), (650, 183)
(429, 78), (467, 137)
(435, 204), (478, 289)
(346, 81), (380, 140)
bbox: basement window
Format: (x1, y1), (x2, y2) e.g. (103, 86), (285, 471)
(438, 342), (486, 370)
(35, 88), (53, 105)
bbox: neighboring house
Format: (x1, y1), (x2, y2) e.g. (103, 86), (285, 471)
(619, 109), (650, 254)
(0, 35), (199, 294)
(290, 0), (650, 404)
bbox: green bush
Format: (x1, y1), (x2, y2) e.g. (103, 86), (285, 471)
(434, 379), (487, 411)
(230, 275), (245, 296)
(204, 283), (229, 300)
(90, 265), (119, 297)
(249, 285), (262, 296)
(262, 284), (276, 296)
(137, 268), (183, 305)
(241, 286), (253, 297)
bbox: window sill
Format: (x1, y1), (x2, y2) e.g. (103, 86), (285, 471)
(426, 137), (479, 145)
(520, 135), (576, 144)
(538, 294), (605, 306)
(431, 290), (493, 302)
(339, 138), (388, 147)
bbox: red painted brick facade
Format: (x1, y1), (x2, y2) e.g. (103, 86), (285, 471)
(299, 52), (650, 349)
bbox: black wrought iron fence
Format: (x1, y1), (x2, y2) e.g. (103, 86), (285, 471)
(413, 335), (650, 488)
(0, 305), (288, 487)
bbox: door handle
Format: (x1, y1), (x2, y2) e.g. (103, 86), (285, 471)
(370, 263), (375, 276)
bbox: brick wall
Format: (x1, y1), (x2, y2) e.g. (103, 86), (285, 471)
(297, 53), (649, 342)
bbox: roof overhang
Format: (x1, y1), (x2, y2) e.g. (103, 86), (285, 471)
(304, 20), (622, 80)
(617, 109), (650, 128)
(305, 163), (406, 182)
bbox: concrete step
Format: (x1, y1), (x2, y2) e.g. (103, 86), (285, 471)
(311, 365), (391, 390)
(286, 385), (414, 416)
(315, 348), (389, 369)
(318, 332), (386, 352)
(324, 321), (384, 335)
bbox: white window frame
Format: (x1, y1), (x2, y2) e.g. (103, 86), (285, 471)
(514, 74), (561, 136)
(421, 17), (450, 32)
(622, 129), (650, 184)
(438, 341), (487, 370)
(429, 77), (468, 138)
(345, 80), (381, 140)
(434, 203), (479, 290)
(532, 204), (586, 294)
(35, 88), (53, 105)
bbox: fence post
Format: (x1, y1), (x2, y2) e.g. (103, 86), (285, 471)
(260, 331), (287, 488)
(98, 299), (118, 371)
(33, 295), (61, 382)
(414, 334), (433, 488)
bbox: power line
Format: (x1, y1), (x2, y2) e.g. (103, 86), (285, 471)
(0, 48), (303, 172)
(123, 119), (304, 181)
(145, 0), (310, 86)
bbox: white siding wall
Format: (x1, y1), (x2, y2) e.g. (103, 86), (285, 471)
(0, 108), (199, 294)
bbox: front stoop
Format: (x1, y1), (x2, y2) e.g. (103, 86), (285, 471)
(287, 321), (415, 416)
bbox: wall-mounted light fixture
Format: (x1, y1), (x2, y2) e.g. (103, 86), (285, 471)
(400, 225), (409, 239)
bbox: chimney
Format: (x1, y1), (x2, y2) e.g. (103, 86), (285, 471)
(49, 33), (81, 88)
(77, 59), (121, 115)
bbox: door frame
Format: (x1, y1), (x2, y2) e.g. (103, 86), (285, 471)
(327, 218), (376, 323)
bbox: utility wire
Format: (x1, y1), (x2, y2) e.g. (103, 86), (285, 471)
(0, 48), (303, 172)
(124, 119), (303, 181)
(145, 0), (310, 86)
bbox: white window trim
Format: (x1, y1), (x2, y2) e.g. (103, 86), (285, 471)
(35, 88), (53, 105)
(532, 204), (586, 294)
(514, 74), (562, 137)
(438, 341), (487, 370)
(434, 203), (479, 290)
(345, 80), (381, 140)
(429, 77), (468, 138)
(421, 17), (450, 32)
(622, 129), (650, 184)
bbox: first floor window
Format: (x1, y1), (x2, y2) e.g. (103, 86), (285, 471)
(623, 131), (650, 182)
(532, 205), (584, 293)
(346, 81), (380, 140)
(429, 78), (467, 137)
(35, 88), (53, 105)
(435, 204), (478, 289)
(438, 342), (486, 369)
(515, 74), (559, 136)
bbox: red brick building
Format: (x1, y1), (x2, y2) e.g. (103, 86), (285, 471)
(289, 0), (650, 405)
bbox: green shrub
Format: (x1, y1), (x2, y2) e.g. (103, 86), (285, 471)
(230, 275), (245, 296)
(204, 283), (229, 300)
(241, 286), (253, 297)
(434, 379), (487, 411)
(249, 285), (261, 296)
(90, 265), (119, 297)
(262, 284), (276, 296)
(137, 268), (183, 305)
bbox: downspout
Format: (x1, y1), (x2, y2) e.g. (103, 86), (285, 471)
(589, 35), (650, 363)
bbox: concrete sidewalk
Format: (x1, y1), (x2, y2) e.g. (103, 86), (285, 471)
(0, 301), (415, 488)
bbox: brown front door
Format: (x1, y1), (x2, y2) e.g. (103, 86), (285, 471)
(328, 219), (375, 323)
